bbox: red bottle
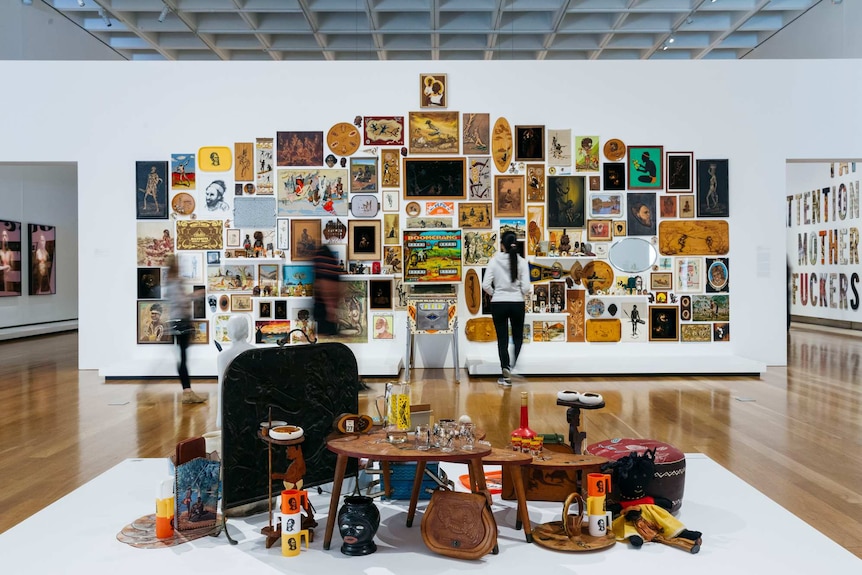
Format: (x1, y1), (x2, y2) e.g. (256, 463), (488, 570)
(511, 392), (537, 452)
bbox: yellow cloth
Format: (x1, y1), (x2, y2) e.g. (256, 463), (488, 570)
(611, 504), (685, 542)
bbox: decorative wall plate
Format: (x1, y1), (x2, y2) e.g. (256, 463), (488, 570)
(464, 268), (482, 315)
(585, 318), (621, 342)
(405, 201), (421, 217)
(171, 192), (195, 216)
(581, 260), (614, 295)
(327, 122), (361, 156)
(198, 146), (232, 172)
(603, 139), (626, 162)
(658, 220), (729, 255)
(586, 298), (605, 318)
(492, 117), (513, 173)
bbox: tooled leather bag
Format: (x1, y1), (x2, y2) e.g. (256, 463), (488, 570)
(420, 489), (498, 560)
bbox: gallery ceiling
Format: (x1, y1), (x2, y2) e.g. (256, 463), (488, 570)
(42, 0), (822, 61)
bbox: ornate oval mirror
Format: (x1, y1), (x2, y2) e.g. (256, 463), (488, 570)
(608, 237), (657, 273)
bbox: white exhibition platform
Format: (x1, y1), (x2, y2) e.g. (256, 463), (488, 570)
(2, 454), (857, 574)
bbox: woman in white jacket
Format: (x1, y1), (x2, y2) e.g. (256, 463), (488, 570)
(482, 231), (531, 386)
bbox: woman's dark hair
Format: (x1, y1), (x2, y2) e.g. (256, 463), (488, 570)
(501, 231), (519, 282)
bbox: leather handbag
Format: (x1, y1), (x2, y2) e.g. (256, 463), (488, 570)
(420, 489), (498, 560)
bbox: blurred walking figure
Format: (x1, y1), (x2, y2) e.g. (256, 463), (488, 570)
(313, 244), (343, 336)
(165, 256), (206, 404)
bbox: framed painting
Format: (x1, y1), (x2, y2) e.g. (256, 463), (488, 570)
(575, 136), (600, 172)
(363, 116), (404, 146)
(680, 323), (712, 343)
(207, 264), (255, 292)
(137, 300), (172, 344)
(714, 322), (730, 342)
(627, 146), (664, 189)
(372, 313), (395, 339)
(697, 159), (730, 217)
(546, 175), (585, 228)
(419, 73), (447, 108)
(259, 301), (272, 318)
(649, 305), (679, 341)
(231, 294), (253, 312)
(274, 300), (287, 320)
(587, 219), (612, 242)
(137, 267), (162, 299)
(369, 279), (393, 309)
(468, 157), (492, 200)
(0, 220), (22, 296)
(383, 246), (402, 274)
(28, 224), (56, 295)
(526, 205), (544, 255)
(494, 175), (525, 218)
(408, 111), (459, 154)
(514, 125), (544, 162)
(626, 192), (656, 236)
(547, 128), (571, 166)
(666, 151), (694, 192)
(526, 164), (545, 202)
(659, 195), (677, 218)
(380, 149), (401, 188)
(589, 193), (622, 218)
(254, 320), (292, 344)
(136, 161), (169, 219)
(383, 214), (400, 244)
(187, 320), (209, 344)
(589, 175), (601, 191)
(258, 264), (279, 296)
(382, 190), (400, 212)
(706, 258), (730, 293)
(255, 138), (274, 194)
(226, 228), (241, 248)
(462, 113), (490, 155)
(692, 294), (730, 322)
(403, 157), (465, 199)
(290, 219), (322, 261)
(650, 272), (672, 291)
(613, 221), (627, 237)
(350, 157), (378, 193)
(459, 202), (492, 229)
(276, 131), (323, 167)
(281, 264), (314, 296)
(277, 168), (348, 217)
(603, 162), (625, 191)
(171, 154), (196, 190)
(234, 142), (254, 182)
(348, 220), (382, 261)
(679, 195), (696, 218)
(675, 257), (704, 293)
(178, 252), (203, 283)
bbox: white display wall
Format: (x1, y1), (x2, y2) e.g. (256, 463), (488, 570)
(1, 60), (859, 376)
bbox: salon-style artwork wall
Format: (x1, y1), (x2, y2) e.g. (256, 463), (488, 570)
(133, 71), (732, 356)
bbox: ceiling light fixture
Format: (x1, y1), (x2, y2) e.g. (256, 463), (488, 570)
(158, 5), (171, 23)
(77, 0), (85, 6)
(22, 0), (34, 6)
(98, 7), (111, 27)
(668, 37), (675, 43)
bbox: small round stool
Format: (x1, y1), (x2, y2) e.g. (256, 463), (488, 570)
(586, 438), (686, 514)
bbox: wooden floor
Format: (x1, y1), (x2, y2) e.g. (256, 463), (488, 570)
(1, 325), (860, 559)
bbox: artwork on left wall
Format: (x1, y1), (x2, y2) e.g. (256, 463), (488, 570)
(0, 220), (22, 297)
(28, 224), (55, 295)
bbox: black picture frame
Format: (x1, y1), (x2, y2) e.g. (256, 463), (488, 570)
(666, 151), (694, 192)
(402, 158), (466, 199)
(514, 125), (545, 162)
(696, 159), (730, 217)
(28, 223), (56, 295)
(369, 279), (393, 310)
(0, 219), (22, 297)
(137, 267), (162, 299)
(603, 162), (625, 191)
(259, 301), (272, 318)
(274, 300), (287, 320)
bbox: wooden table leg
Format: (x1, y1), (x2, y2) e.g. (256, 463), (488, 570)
(381, 461), (392, 499)
(406, 460), (427, 527)
(508, 464), (533, 543)
(323, 453), (348, 550)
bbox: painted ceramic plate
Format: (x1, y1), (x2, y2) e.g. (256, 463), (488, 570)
(327, 122), (361, 156)
(586, 299), (605, 318)
(405, 201), (421, 217)
(171, 192), (195, 216)
(603, 139), (626, 162)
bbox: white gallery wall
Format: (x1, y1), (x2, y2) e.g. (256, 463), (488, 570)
(746, 0), (862, 59)
(0, 59), (860, 375)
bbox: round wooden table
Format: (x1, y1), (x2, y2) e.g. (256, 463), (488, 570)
(323, 430), (492, 550)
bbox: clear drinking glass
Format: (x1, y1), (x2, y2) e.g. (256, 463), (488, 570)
(459, 422), (475, 450)
(414, 424), (431, 451)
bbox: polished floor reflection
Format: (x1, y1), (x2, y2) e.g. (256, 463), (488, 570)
(0, 326), (859, 558)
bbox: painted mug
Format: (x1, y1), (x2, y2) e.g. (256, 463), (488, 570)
(586, 472), (612, 497)
(281, 489), (308, 515)
(281, 529), (309, 557)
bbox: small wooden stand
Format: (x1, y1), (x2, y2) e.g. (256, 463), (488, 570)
(556, 396), (606, 454)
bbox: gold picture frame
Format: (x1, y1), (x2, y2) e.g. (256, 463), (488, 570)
(290, 219), (322, 261)
(348, 220), (382, 261)
(494, 175), (525, 218)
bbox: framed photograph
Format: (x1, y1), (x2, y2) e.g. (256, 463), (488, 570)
(627, 146), (664, 189)
(350, 157), (378, 193)
(274, 300), (287, 320)
(587, 219), (613, 242)
(230, 294), (252, 312)
(650, 272), (672, 291)
(137, 300), (172, 343)
(649, 305), (679, 341)
(188, 320), (209, 344)
(259, 300), (272, 318)
(0, 220), (22, 297)
(575, 136), (600, 172)
(226, 228), (241, 248)
(462, 113), (490, 155)
(613, 221), (627, 237)
(626, 192), (656, 236)
(369, 279), (393, 309)
(589, 193), (622, 217)
(419, 73), (447, 108)
(494, 175), (525, 218)
(546, 175), (585, 228)
(679, 195), (696, 218)
(348, 220), (382, 261)
(28, 224), (56, 295)
(380, 149), (401, 188)
(382, 190), (400, 212)
(403, 157), (465, 199)
(603, 162), (625, 191)
(697, 159), (730, 217)
(136, 161), (169, 219)
(468, 157), (492, 200)
(372, 313), (395, 339)
(276, 131), (323, 167)
(514, 125), (545, 162)
(363, 116), (404, 146)
(290, 219), (322, 261)
(666, 151), (694, 192)
(676, 257), (704, 293)
(408, 111), (459, 154)
(659, 195), (677, 218)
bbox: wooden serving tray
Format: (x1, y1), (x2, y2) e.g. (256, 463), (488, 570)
(658, 220), (729, 255)
(532, 518), (616, 552)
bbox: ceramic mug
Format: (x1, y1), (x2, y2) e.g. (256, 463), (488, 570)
(281, 529), (309, 557)
(281, 489), (308, 515)
(586, 495), (606, 516)
(586, 473), (612, 497)
(278, 512), (302, 534)
(588, 511), (615, 538)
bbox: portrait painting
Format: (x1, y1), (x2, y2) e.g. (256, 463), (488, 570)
(419, 73), (447, 108)
(468, 157), (492, 200)
(363, 116), (404, 146)
(350, 157), (379, 193)
(372, 313), (395, 340)
(274, 300), (287, 320)
(380, 149), (401, 188)
(706, 258), (730, 293)
(714, 322), (730, 342)
(546, 175), (585, 228)
(409, 111), (459, 154)
(369, 279), (393, 310)
(255, 138), (274, 194)
(170, 154), (196, 190)
(277, 168), (348, 217)
(28, 224), (55, 296)
(660, 195), (677, 218)
(697, 159), (730, 217)
(679, 195), (696, 218)
(137, 300), (172, 344)
(603, 162), (625, 191)
(462, 113), (490, 155)
(614, 221), (627, 237)
(403, 158), (465, 199)
(494, 175), (525, 218)
(291, 219), (322, 261)
(276, 131), (323, 167)
(348, 220), (382, 261)
(514, 125), (545, 162)
(627, 146), (664, 189)
(459, 202), (492, 229)
(575, 135), (600, 172)
(649, 305), (679, 342)
(626, 192), (657, 236)
(547, 128), (571, 166)
(258, 301), (272, 319)
(526, 164), (545, 202)
(136, 160), (169, 219)
(666, 151), (694, 192)
(589, 176), (600, 191)
(0, 220), (22, 297)
(137, 267), (161, 299)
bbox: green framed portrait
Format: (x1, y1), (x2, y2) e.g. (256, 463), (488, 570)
(627, 145), (663, 189)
